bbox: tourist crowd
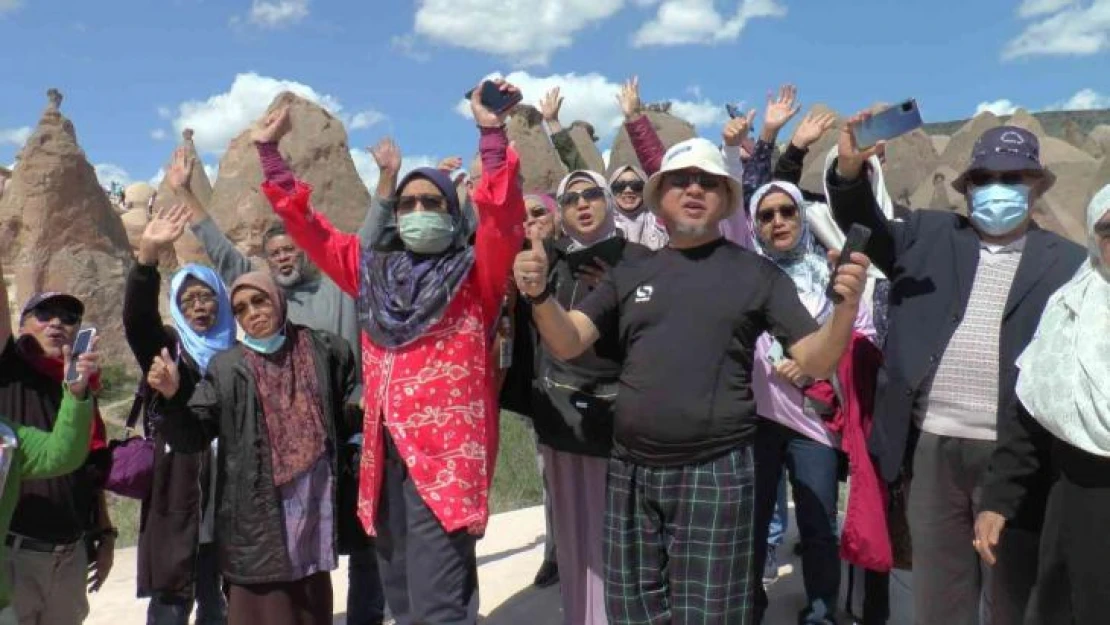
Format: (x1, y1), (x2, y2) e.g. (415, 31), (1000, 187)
(0, 75), (1108, 625)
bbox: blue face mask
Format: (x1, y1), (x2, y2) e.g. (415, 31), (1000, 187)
(241, 332), (286, 354)
(969, 183), (1030, 236)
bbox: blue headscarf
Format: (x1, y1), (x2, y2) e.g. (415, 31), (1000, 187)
(169, 264), (236, 372)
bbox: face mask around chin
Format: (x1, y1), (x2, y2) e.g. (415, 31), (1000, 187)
(398, 212), (456, 254)
(969, 183), (1030, 236)
(242, 331), (286, 354)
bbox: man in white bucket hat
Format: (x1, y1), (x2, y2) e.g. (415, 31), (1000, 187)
(512, 136), (872, 624)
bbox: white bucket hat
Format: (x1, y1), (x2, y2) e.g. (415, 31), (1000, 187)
(643, 137), (744, 216)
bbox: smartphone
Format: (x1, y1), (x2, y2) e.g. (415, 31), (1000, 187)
(766, 339), (785, 366)
(65, 327), (97, 383)
(565, 237), (624, 276)
(464, 81), (523, 115)
(825, 224), (872, 305)
(726, 103), (742, 119)
(851, 99), (923, 149)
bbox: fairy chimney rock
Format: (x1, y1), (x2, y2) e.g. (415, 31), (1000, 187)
(506, 103), (568, 194)
(609, 110), (696, 176)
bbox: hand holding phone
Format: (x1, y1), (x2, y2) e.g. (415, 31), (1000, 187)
(825, 224), (871, 305)
(65, 327), (97, 384)
(465, 80), (523, 118)
(850, 99), (922, 149)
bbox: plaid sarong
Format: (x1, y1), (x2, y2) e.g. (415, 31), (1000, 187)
(604, 446), (756, 624)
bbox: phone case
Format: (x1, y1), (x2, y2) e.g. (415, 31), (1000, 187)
(852, 100), (923, 148)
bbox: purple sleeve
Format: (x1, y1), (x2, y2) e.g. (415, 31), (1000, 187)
(479, 126), (509, 173)
(256, 141), (295, 193)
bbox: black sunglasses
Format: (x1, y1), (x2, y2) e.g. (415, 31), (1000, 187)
(610, 180), (644, 195)
(967, 171), (1029, 187)
(663, 171), (722, 190)
(397, 194), (446, 212)
(31, 306), (81, 326)
(756, 205), (799, 225)
(527, 205), (549, 218)
(559, 187), (606, 208)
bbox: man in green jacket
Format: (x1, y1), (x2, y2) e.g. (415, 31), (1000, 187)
(0, 343), (98, 623)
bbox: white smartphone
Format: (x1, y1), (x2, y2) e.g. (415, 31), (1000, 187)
(65, 327), (97, 383)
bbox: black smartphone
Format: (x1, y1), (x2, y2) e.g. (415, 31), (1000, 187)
(565, 237), (624, 276)
(65, 327), (97, 383)
(726, 103), (742, 119)
(464, 81), (523, 115)
(825, 224), (871, 305)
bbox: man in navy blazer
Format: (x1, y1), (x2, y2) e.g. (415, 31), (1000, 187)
(825, 118), (1085, 625)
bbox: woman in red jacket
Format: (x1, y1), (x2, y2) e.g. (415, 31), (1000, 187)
(255, 80), (525, 624)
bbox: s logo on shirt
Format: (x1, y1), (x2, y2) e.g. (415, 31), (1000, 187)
(634, 285), (654, 303)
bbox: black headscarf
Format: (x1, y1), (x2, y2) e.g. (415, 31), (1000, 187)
(358, 167), (475, 348)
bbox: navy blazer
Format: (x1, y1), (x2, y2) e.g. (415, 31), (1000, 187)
(825, 165), (1085, 527)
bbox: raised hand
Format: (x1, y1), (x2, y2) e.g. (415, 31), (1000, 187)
(138, 204), (189, 265)
(147, 347), (181, 399)
(370, 137), (402, 176)
(826, 248), (871, 309)
(836, 110), (883, 180)
(64, 336), (100, 399)
(791, 110), (838, 150)
(722, 110), (757, 147)
(251, 107), (292, 144)
(437, 156), (464, 173)
(763, 84), (801, 134)
(513, 234), (549, 298)
(166, 147), (195, 192)
(471, 79), (520, 128)
(540, 87), (564, 123)
(617, 76), (642, 121)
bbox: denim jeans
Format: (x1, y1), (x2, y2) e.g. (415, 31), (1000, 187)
(348, 543), (386, 625)
(767, 474), (789, 550)
(147, 542), (227, 625)
(754, 420), (841, 624)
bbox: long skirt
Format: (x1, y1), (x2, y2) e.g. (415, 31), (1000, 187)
(227, 571), (332, 625)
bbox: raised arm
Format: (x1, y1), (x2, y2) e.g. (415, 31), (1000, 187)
(720, 115), (754, 249)
(167, 148), (254, 284)
(541, 87), (591, 173)
(126, 204), (188, 371)
(786, 249), (871, 379)
(773, 109), (837, 187)
(358, 137), (403, 243)
(619, 77), (667, 176)
(254, 108), (362, 297)
(470, 80), (527, 321)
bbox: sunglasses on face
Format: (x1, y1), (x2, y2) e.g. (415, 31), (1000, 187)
(397, 194), (447, 212)
(527, 205), (549, 218)
(610, 180), (644, 195)
(968, 171), (1029, 187)
(1095, 220), (1110, 238)
(756, 205), (799, 225)
(31, 307), (81, 326)
(559, 187), (606, 208)
(663, 171), (722, 190)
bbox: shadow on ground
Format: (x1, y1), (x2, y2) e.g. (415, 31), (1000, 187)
(481, 584), (562, 625)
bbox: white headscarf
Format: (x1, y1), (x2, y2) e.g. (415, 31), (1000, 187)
(608, 165), (668, 251)
(816, 147), (893, 282)
(556, 170), (619, 252)
(749, 181), (832, 322)
(1015, 184), (1110, 457)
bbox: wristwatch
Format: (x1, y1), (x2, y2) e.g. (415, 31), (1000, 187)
(525, 285), (552, 306)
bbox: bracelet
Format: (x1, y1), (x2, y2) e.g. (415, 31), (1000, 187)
(525, 286), (552, 306)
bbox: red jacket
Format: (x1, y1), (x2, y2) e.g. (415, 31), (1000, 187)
(261, 149), (525, 536)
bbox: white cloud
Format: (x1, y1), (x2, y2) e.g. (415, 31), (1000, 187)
(1048, 88), (1110, 110)
(0, 0), (22, 15)
(349, 109), (386, 130)
(0, 126), (31, 146)
(248, 0), (309, 29)
(350, 149), (440, 191)
(151, 129), (169, 141)
(168, 72), (380, 154)
(1003, 0), (1110, 59)
(95, 163), (133, 188)
(453, 71), (727, 139)
(157, 106), (172, 120)
(632, 0), (786, 47)
(975, 99), (1021, 116)
(411, 0), (625, 66)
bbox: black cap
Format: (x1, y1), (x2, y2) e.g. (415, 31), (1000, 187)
(953, 126), (1056, 194)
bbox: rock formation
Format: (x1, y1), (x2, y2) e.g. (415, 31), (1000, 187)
(206, 92), (371, 258)
(1084, 125), (1110, 158)
(940, 111), (1001, 170)
(930, 135), (950, 157)
(119, 182), (155, 254)
(0, 166), (10, 201)
(881, 128), (940, 208)
(1007, 109), (1046, 136)
(505, 104), (567, 194)
(910, 165), (963, 214)
(0, 90), (133, 365)
(155, 129), (213, 264)
(609, 110), (696, 176)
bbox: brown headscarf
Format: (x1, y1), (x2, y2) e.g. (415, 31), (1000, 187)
(231, 271), (326, 486)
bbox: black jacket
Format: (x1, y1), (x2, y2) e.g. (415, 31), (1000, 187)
(825, 165), (1085, 529)
(159, 327), (358, 585)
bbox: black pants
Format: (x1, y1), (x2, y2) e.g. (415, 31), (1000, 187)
(375, 431), (479, 625)
(146, 542), (227, 625)
(1024, 440), (1110, 625)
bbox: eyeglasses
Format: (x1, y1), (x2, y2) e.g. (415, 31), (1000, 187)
(662, 171), (722, 190)
(1095, 220), (1110, 239)
(558, 187), (606, 208)
(30, 307), (81, 326)
(526, 205), (549, 218)
(610, 180), (644, 195)
(756, 205), (799, 225)
(179, 293), (217, 310)
(397, 194), (447, 212)
(967, 171), (1029, 187)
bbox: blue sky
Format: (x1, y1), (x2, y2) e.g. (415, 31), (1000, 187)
(1, 0), (1107, 191)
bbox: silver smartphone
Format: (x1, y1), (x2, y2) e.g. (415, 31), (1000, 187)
(65, 327), (96, 383)
(851, 99), (923, 148)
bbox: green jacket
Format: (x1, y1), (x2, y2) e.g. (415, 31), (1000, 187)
(0, 389), (93, 608)
(551, 129), (591, 173)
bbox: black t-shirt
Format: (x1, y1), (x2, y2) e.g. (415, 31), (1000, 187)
(575, 238), (820, 466)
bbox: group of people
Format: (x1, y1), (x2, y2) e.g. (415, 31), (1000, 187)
(0, 74), (1106, 625)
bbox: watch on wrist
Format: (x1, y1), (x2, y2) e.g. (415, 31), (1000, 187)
(525, 285), (552, 305)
